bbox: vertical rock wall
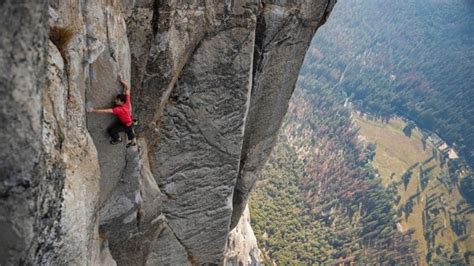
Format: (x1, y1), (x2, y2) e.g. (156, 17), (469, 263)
(0, 1), (52, 264)
(142, 2), (258, 262)
(224, 204), (262, 265)
(232, 0), (336, 228)
(0, 0), (335, 264)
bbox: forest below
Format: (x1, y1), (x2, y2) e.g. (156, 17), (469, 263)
(300, 0), (474, 169)
(251, 84), (419, 264)
(250, 0), (473, 264)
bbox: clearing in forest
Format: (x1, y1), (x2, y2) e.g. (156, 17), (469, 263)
(354, 113), (474, 265)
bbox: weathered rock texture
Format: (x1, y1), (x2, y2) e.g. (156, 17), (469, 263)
(0, 1), (50, 264)
(0, 0), (335, 264)
(224, 204), (262, 265)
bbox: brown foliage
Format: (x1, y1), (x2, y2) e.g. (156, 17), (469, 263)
(49, 26), (74, 58)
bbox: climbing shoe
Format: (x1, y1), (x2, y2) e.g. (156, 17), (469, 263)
(110, 138), (122, 145)
(126, 140), (137, 148)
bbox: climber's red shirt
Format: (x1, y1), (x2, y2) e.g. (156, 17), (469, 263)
(112, 94), (132, 127)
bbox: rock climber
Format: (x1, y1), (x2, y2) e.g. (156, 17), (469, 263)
(87, 74), (137, 147)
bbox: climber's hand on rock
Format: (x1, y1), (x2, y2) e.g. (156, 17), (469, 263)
(118, 74), (125, 83)
(87, 107), (94, 113)
(118, 74), (131, 95)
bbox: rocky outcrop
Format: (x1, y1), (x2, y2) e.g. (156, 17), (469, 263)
(224, 204), (262, 265)
(232, 0), (336, 229)
(0, 0), (335, 265)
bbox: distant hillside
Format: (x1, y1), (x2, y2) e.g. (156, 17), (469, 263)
(302, 0), (474, 168)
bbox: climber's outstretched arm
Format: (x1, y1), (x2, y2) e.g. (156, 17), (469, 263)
(118, 75), (130, 95)
(88, 107), (113, 114)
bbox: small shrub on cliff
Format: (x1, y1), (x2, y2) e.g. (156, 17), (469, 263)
(49, 26), (74, 58)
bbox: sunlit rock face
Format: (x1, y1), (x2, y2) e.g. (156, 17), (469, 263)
(224, 204), (262, 265)
(0, 0), (335, 264)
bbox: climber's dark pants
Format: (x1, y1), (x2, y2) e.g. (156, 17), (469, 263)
(108, 122), (135, 141)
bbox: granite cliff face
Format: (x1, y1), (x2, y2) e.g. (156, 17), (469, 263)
(0, 0), (335, 265)
(224, 204), (262, 265)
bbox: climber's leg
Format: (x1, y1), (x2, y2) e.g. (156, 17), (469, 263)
(108, 122), (124, 143)
(124, 126), (135, 141)
(125, 126), (136, 148)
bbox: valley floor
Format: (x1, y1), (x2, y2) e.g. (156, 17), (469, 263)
(354, 113), (474, 264)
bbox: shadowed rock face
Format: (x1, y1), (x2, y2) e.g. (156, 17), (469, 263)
(0, 0), (335, 265)
(0, 1), (50, 264)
